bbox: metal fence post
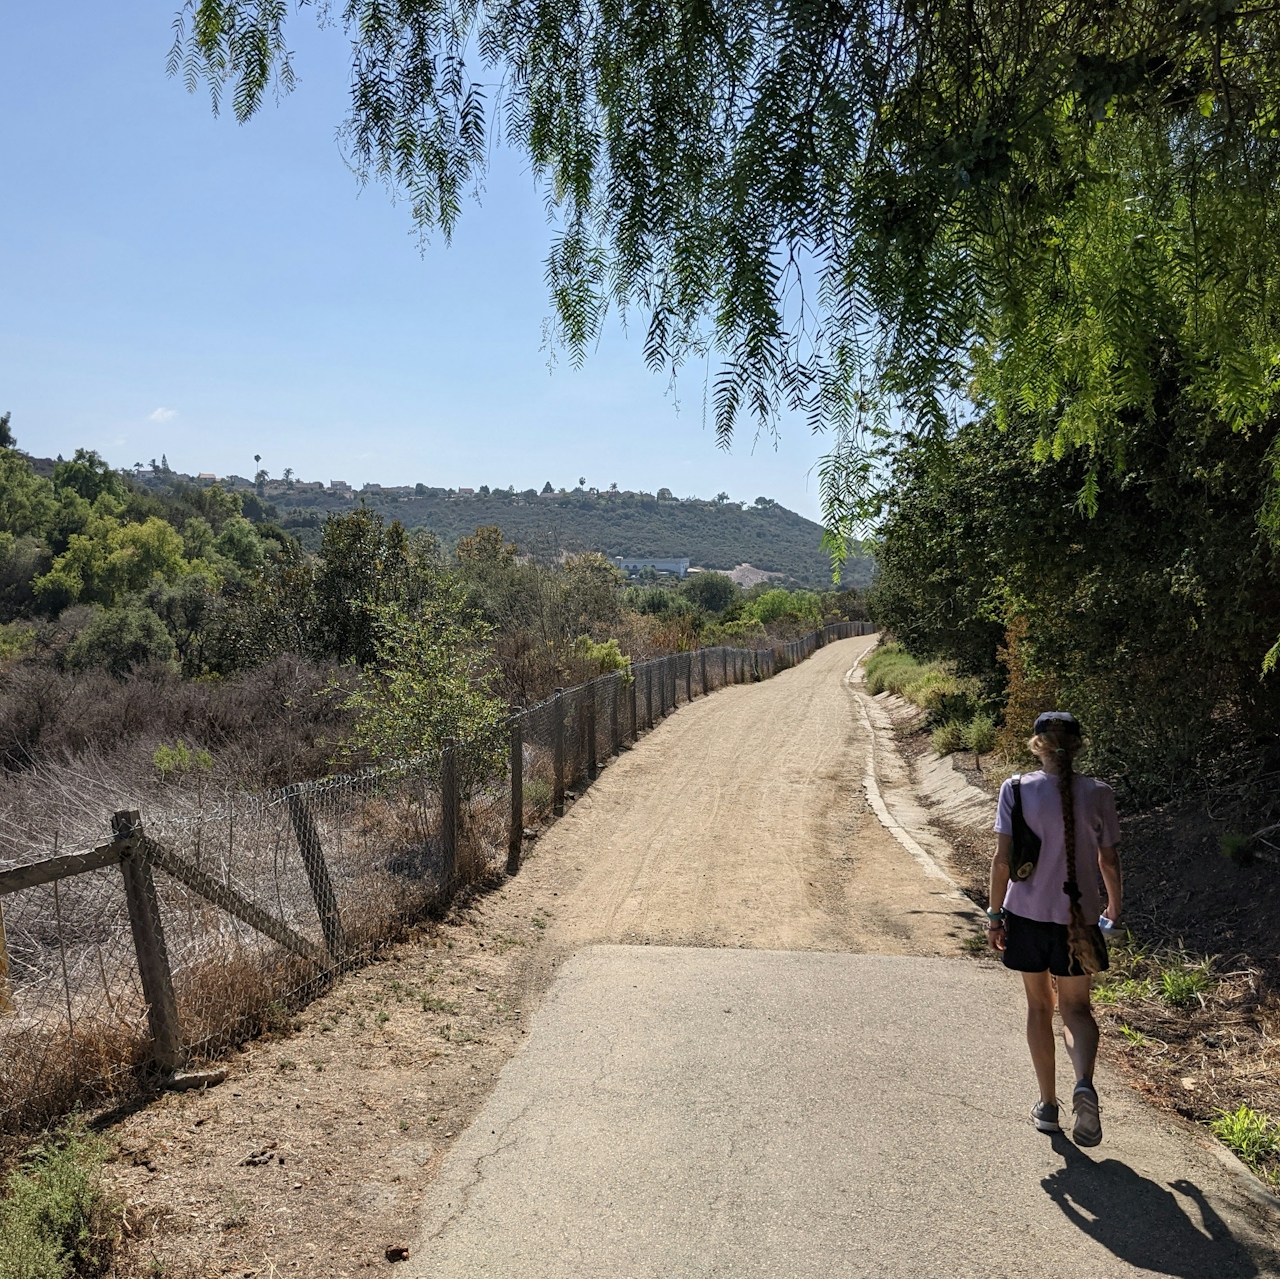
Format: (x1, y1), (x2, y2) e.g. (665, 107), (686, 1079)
(441, 739), (459, 893)
(552, 691), (566, 815)
(586, 683), (598, 780)
(286, 791), (346, 960)
(507, 717), (523, 875)
(115, 811), (183, 1072)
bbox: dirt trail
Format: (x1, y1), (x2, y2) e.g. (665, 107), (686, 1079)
(541, 633), (973, 954)
(103, 634), (978, 1278)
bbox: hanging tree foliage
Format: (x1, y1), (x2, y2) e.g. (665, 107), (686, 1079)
(171, 2), (1280, 570)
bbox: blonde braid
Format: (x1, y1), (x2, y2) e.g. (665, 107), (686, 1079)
(1053, 734), (1101, 975)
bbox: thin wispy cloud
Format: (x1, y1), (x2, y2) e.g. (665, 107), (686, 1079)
(148, 406), (178, 422)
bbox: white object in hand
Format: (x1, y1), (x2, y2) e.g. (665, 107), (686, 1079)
(1098, 915), (1118, 939)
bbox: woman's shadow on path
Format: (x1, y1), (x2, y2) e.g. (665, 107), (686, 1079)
(1042, 1133), (1277, 1277)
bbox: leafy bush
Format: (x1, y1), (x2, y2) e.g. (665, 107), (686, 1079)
(930, 719), (967, 755)
(863, 644), (930, 696)
(569, 636), (632, 680)
(342, 592), (507, 781)
(0, 1123), (118, 1279)
(153, 739), (214, 780)
(1159, 963), (1213, 1007)
(1210, 1107), (1280, 1183)
(64, 605), (177, 677)
(902, 670), (962, 711)
(962, 714), (997, 755)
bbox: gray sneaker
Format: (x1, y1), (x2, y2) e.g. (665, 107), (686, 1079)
(1072, 1083), (1102, 1146)
(1031, 1101), (1061, 1132)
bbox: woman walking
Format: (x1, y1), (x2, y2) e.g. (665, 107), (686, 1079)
(986, 711), (1122, 1146)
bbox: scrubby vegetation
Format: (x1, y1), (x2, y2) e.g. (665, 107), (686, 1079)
(863, 644), (993, 759)
(0, 425), (866, 833)
(0, 1122), (118, 1279)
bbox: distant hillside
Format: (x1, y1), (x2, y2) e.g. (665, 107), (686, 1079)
(126, 467), (870, 587)
(284, 488), (868, 587)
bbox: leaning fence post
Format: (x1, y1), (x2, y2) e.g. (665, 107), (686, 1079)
(508, 717), (523, 875)
(553, 691), (566, 815)
(115, 811), (183, 1072)
(286, 790), (346, 960)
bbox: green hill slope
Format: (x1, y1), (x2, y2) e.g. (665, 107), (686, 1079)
(279, 488), (871, 587)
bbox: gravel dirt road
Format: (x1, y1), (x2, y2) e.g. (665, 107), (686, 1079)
(541, 632), (976, 954)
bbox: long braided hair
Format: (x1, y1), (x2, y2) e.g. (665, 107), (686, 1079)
(1032, 723), (1102, 976)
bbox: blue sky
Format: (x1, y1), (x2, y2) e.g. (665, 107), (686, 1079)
(0, 4), (830, 519)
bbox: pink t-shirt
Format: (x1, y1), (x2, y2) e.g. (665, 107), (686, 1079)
(994, 770), (1120, 924)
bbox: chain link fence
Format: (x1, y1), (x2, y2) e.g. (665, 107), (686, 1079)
(0, 621), (871, 1149)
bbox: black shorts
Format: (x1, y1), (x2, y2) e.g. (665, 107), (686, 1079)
(1002, 910), (1109, 977)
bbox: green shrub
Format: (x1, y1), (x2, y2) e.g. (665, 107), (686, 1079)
(962, 714), (997, 755)
(930, 719), (967, 755)
(570, 635), (632, 679)
(0, 1124), (118, 1279)
(1210, 1107), (1280, 1182)
(153, 739), (214, 780)
(1159, 963), (1213, 1007)
(903, 670), (962, 710)
(864, 644), (933, 696)
(64, 605), (177, 677)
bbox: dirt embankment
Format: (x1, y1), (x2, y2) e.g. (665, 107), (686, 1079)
(104, 635), (979, 1278)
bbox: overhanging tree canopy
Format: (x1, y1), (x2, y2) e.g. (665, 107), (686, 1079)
(173, 1), (1280, 570)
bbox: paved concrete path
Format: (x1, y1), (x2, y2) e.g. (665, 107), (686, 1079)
(410, 947), (1280, 1279)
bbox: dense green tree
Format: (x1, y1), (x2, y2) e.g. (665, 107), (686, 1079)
(52, 449), (126, 505)
(870, 409), (1280, 801)
(311, 508), (443, 665)
(175, 2), (1280, 573)
(682, 572), (739, 615)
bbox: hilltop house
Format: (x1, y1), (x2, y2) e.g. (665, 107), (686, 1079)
(615, 556), (691, 578)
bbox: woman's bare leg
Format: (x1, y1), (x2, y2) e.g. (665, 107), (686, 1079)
(1056, 975), (1099, 1086)
(1021, 970), (1057, 1103)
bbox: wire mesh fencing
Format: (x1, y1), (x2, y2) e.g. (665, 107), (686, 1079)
(0, 620), (871, 1148)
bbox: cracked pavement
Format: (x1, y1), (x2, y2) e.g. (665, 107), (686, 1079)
(409, 946), (1279, 1278)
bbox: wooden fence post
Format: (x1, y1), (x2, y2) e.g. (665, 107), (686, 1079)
(685, 652), (692, 703)
(441, 740), (459, 892)
(700, 649), (708, 695)
(286, 791), (346, 960)
(0, 899), (12, 1017)
(115, 811), (183, 1072)
(552, 691), (566, 815)
(507, 717), (523, 876)
(629, 673), (638, 742)
(610, 676), (621, 754)
(586, 684), (598, 780)
(645, 665), (654, 729)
